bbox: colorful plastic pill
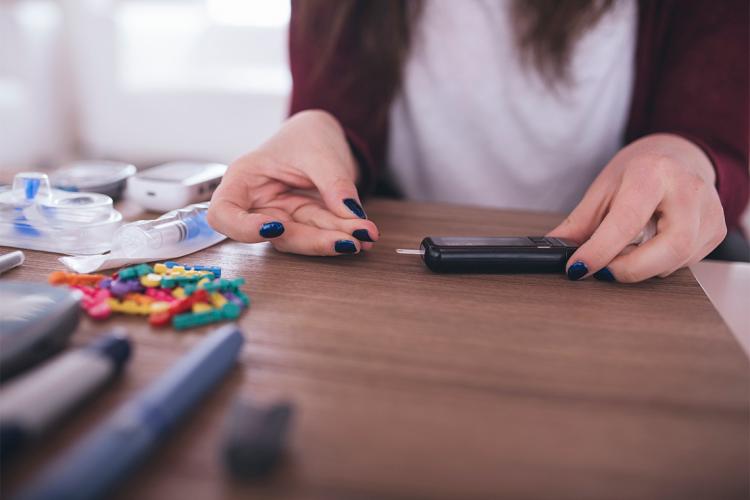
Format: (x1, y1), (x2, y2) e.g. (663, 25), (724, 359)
(172, 309), (223, 330)
(48, 271), (69, 285)
(136, 263), (154, 276)
(153, 263), (169, 274)
(125, 293), (153, 305)
(190, 289), (209, 304)
(210, 292), (227, 308)
(190, 265), (221, 278)
(192, 303), (213, 313)
(73, 275), (106, 287)
(87, 301), (112, 320)
(221, 302), (242, 319)
(108, 299), (150, 315)
(169, 297), (193, 315)
(223, 291), (244, 308)
(140, 273), (162, 288)
(150, 301), (170, 313)
(80, 288), (111, 310)
(160, 276), (177, 288)
(234, 291), (250, 308)
(149, 310), (172, 327)
(117, 267), (138, 280)
(110, 279), (144, 298)
(145, 288), (175, 302)
(48, 271), (105, 287)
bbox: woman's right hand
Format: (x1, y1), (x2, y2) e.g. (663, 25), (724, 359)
(207, 110), (379, 255)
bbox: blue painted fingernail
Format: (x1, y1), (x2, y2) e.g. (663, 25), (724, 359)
(567, 261), (588, 281)
(593, 267), (616, 282)
(343, 198), (367, 219)
(334, 239), (357, 254)
(259, 221), (284, 238)
(352, 229), (373, 242)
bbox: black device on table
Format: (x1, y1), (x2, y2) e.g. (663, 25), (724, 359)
(0, 281), (80, 380)
(400, 236), (579, 273)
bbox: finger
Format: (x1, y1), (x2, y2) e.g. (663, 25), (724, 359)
(265, 218), (362, 256)
(605, 224), (699, 283)
(262, 193), (380, 242)
(564, 174), (664, 279)
(547, 172), (612, 243)
(207, 199), (290, 243)
(592, 243), (636, 281)
(305, 163), (368, 220)
(290, 203), (380, 242)
(655, 224), (720, 278)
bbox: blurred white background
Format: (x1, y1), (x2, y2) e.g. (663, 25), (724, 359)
(1, 0), (747, 235)
(0, 0), (290, 170)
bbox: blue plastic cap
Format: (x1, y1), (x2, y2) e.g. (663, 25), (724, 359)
(24, 177), (41, 200)
(87, 330), (133, 370)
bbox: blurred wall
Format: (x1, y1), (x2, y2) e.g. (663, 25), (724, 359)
(0, 0), (72, 168)
(0, 0), (290, 170)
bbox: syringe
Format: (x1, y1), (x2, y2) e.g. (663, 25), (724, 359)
(113, 203), (218, 257)
(59, 202), (226, 272)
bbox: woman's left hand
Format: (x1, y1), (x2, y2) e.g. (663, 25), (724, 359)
(548, 133), (727, 283)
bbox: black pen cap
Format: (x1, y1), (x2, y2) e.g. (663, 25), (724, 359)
(221, 398), (294, 480)
(86, 330), (132, 372)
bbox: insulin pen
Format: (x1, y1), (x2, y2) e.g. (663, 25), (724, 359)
(15, 324), (244, 500)
(0, 250), (24, 274)
(0, 331), (131, 462)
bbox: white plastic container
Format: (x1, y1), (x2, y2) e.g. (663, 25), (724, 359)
(126, 162), (227, 212)
(0, 172), (122, 255)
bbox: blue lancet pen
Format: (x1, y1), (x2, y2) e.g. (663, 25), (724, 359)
(14, 324), (245, 500)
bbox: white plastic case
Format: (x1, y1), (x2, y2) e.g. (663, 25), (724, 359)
(0, 172), (122, 255)
(126, 162), (227, 212)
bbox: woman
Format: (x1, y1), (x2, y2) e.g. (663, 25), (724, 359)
(207, 0), (748, 282)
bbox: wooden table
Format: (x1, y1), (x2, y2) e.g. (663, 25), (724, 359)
(2, 200), (748, 500)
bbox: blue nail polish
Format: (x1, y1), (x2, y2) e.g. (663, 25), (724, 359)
(343, 198), (367, 219)
(593, 267), (616, 282)
(352, 229), (373, 242)
(334, 240), (357, 254)
(567, 261), (588, 281)
(259, 221), (284, 238)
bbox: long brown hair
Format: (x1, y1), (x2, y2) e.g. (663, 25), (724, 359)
(295, 0), (615, 112)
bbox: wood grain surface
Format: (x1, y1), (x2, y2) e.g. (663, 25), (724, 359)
(1, 199), (748, 500)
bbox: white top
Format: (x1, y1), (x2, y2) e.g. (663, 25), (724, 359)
(387, 0), (637, 213)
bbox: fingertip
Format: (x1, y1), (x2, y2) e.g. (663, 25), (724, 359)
(342, 198), (367, 219)
(593, 267), (616, 282)
(334, 239), (359, 254)
(314, 172), (362, 218)
(259, 221), (285, 239)
(352, 229), (375, 242)
(566, 260), (589, 281)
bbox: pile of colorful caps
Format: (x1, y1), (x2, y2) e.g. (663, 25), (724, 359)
(48, 261), (249, 330)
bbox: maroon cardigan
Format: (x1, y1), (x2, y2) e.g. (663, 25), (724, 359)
(289, 0), (749, 230)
